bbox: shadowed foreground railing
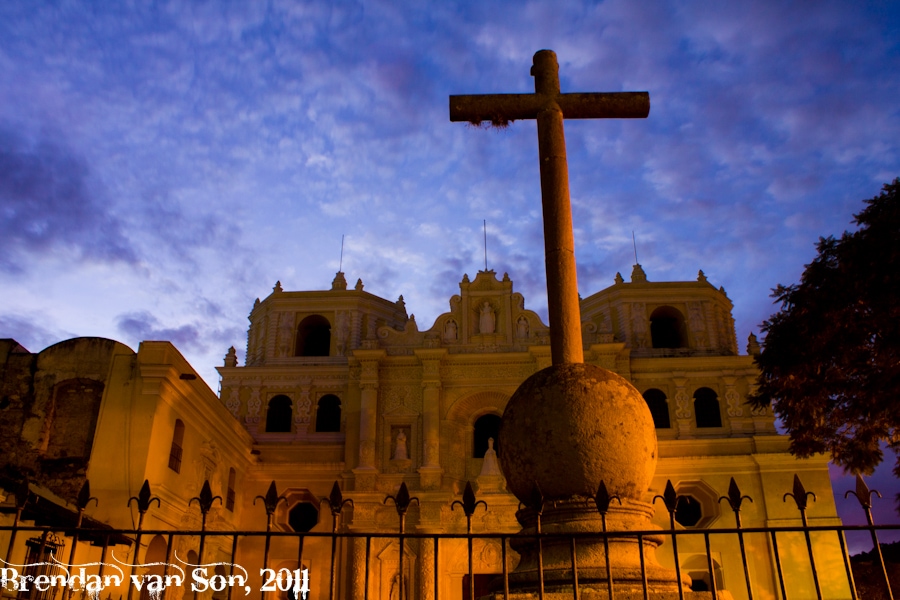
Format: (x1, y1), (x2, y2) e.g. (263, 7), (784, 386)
(1, 475), (897, 600)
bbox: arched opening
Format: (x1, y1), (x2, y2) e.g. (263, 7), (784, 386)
(266, 395), (293, 433)
(140, 536), (169, 600)
(649, 306), (687, 349)
(315, 395), (341, 432)
(642, 389), (671, 429)
(168, 419), (185, 473)
(294, 315), (331, 357)
(226, 467), (236, 511)
(46, 379), (104, 459)
(694, 387), (722, 428)
(473, 414), (501, 458)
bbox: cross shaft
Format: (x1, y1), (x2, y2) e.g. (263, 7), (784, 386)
(450, 50), (650, 365)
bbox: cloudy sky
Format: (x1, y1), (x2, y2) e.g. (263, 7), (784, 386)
(1, 1), (898, 527)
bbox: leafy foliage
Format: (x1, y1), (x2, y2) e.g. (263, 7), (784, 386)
(750, 179), (900, 477)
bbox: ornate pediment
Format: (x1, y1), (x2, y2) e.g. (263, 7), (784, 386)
(378, 271), (550, 354)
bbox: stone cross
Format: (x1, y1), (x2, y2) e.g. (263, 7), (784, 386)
(450, 50), (649, 365)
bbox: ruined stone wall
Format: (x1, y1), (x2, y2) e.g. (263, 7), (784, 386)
(0, 338), (134, 503)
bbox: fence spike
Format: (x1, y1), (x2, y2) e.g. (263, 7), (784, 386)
(593, 481), (621, 515)
(14, 479), (30, 511)
(253, 480), (287, 516)
(76, 480), (99, 511)
(845, 473), (882, 510)
(719, 477), (753, 512)
(128, 480), (161, 515)
(384, 482), (419, 517)
(190, 479), (222, 515)
(653, 480), (679, 515)
(321, 481), (354, 518)
(452, 481), (488, 518)
(783, 474), (816, 512)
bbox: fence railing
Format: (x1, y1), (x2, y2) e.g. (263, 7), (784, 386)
(1, 475), (897, 600)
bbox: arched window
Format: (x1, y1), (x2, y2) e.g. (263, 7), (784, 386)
(694, 387), (722, 428)
(226, 468), (236, 512)
(473, 414), (501, 458)
(649, 306), (687, 349)
(642, 389), (671, 429)
(315, 395), (341, 432)
(266, 395), (293, 433)
(168, 419), (185, 473)
(295, 315), (331, 357)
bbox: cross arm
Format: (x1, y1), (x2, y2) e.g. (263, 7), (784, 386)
(450, 94), (546, 125)
(449, 92), (649, 125)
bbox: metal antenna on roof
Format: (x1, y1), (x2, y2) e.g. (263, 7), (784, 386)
(339, 235), (345, 271)
(484, 220), (488, 271)
(632, 231), (639, 265)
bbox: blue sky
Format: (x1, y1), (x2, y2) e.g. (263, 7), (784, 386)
(1, 1), (898, 530)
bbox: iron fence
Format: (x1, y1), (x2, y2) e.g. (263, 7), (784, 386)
(1, 475), (897, 600)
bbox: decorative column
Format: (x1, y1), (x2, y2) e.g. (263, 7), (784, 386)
(353, 350), (384, 491)
(415, 349), (446, 490)
(418, 537), (436, 600)
(723, 374), (751, 434)
(672, 377), (693, 439)
(294, 380), (312, 438)
(350, 535), (368, 600)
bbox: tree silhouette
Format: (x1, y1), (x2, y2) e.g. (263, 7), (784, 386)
(751, 179), (900, 481)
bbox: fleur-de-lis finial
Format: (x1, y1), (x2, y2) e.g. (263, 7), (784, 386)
(845, 473), (881, 510)
(128, 480), (161, 515)
(321, 481), (354, 533)
(783, 474), (816, 513)
(593, 481), (622, 516)
(719, 477), (753, 512)
(452, 481), (488, 534)
(190, 480), (222, 515)
(653, 480), (679, 515)
(76, 480), (99, 511)
(519, 482), (545, 515)
(384, 482), (419, 518)
(14, 479), (30, 511)
(452, 482), (488, 518)
(322, 481), (354, 517)
(254, 481), (287, 516)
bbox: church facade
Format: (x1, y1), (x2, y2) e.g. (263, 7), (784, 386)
(0, 267), (848, 599)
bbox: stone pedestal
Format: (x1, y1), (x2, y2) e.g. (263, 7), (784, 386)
(490, 500), (687, 597)
(498, 363), (691, 596)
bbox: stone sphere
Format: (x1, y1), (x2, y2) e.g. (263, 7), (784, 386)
(499, 363), (657, 503)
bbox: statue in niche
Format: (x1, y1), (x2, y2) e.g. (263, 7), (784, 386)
(391, 429), (409, 460)
(477, 437), (506, 491)
(389, 573), (409, 600)
(444, 319), (458, 342)
(480, 438), (501, 475)
(516, 315), (529, 339)
(479, 302), (496, 334)
(393, 429), (409, 460)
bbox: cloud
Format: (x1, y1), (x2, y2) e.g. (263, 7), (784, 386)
(0, 125), (137, 272)
(0, 313), (72, 353)
(116, 310), (243, 355)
